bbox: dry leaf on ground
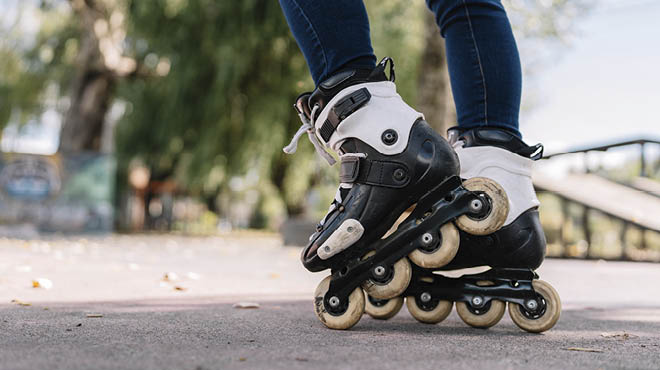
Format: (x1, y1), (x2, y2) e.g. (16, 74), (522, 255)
(233, 302), (260, 309)
(600, 332), (637, 340)
(162, 272), (178, 281)
(32, 278), (53, 289)
(11, 299), (31, 306)
(563, 347), (604, 353)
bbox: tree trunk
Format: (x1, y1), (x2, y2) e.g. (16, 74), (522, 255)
(59, 1), (115, 153)
(416, 11), (456, 138)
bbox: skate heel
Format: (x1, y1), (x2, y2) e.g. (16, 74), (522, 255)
(407, 176), (509, 269)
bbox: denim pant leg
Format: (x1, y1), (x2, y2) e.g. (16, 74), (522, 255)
(278, 0), (377, 85)
(427, 0), (522, 137)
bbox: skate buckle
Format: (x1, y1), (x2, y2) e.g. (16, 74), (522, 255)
(319, 88), (371, 143)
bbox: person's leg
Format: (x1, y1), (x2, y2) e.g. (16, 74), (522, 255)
(426, 0), (522, 137)
(425, 1), (547, 273)
(278, 0), (377, 86)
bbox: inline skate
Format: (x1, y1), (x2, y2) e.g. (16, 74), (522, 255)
(284, 58), (510, 329)
(364, 127), (561, 333)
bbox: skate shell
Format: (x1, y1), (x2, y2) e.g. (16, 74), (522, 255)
(362, 257), (412, 300)
(456, 177), (509, 236)
(365, 296), (404, 320)
(408, 223), (459, 268)
(508, 280), (561, 333)
(314, 275), (365, 330)
(406, 296), (453, 324)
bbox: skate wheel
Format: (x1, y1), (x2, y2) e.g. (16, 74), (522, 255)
(456, 285), (506, 328)
(508, 280), (561, 333)
(362, 257), (412, 300)
(408, 223), (459, 268)
(456, 177), (509, 236)
(406, 295), (453, 324)
(314, 275), (365, 330)
(365, 296), (404, 320)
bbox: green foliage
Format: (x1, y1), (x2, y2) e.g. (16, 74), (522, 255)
(0, 3), (79, 129)
(2, 0), (593, 228)
(116, 0), (312, 201)
(365, 0), (426, 104)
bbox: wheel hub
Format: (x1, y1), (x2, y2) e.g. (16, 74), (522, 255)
(370, 264), (393, 284)
(466, 298), (492, 315)
(471, 296), (484, 308)
(420, 292), (432, 303)
(519, 295), (547, 319)
(466, 193), (491, 221)
(328, 296), (340, 308)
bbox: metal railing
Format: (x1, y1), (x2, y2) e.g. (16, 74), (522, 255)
(537, 137), (660, 262)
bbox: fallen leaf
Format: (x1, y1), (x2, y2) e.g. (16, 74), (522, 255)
(238, 358), (246, 362)
(86, 313), (103, 318)
(295, 357), (308, 362)
(173, 286), (186, 291)
(162, 272), (178, 281)
(563, 347), (603, 353)
(11, 299), (31, 306)
(233, 302), (260, 309)
(600, 332), (637, 340)
(32, 278), (53, 289)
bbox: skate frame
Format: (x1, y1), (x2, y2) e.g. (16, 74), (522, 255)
(404, 266), (543, 315)
(324, 175), (490, 315)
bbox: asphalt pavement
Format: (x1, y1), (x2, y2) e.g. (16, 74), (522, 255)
(1, 234), (659, 369)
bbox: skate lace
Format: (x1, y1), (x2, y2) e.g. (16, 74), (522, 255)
(282, 105), (337, 165)
(283, 104), (369, 230)
(452, 140), (466, 150)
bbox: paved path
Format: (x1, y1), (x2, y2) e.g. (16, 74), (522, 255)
(1, 234), (659, 369)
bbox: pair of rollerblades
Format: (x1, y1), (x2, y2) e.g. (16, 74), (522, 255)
(283, 58), (561, 333)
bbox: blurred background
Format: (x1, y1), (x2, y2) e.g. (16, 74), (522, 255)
(0, 0), (658, 262)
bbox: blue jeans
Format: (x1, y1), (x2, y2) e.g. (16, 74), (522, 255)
(279, 0), (522, 137)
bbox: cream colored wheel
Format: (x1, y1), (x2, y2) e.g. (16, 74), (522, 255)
(365, 296), (404, 320)
(314, 275), (365, 330)
(456, 295), (506, 329)
(362, 257), (412, 300)
(508, 280), (561, 333)
(406, 295), (453, 324)
(456, 177), (509, 236)
(408, 223), (460, 268)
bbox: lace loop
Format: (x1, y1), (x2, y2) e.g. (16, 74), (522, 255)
(283, 105), (336, 165)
